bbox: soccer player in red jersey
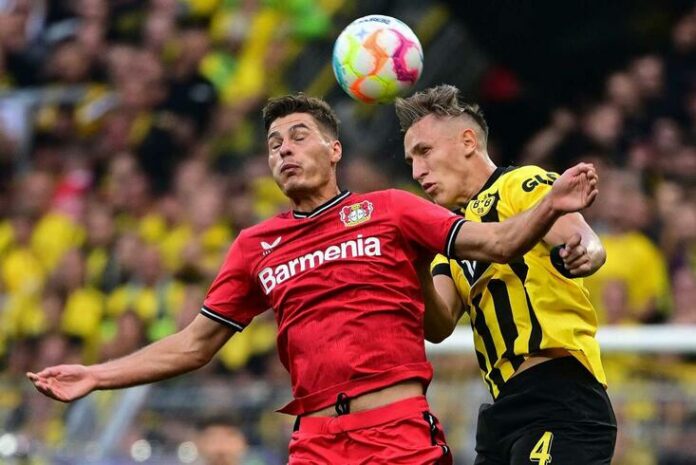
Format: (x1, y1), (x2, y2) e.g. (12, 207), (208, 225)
(28, 94), (599, 464)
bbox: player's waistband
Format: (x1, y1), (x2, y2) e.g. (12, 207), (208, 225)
(278, 362), (433, 415)
(498, 356), (600, 400)
(294, 395), (429, 434)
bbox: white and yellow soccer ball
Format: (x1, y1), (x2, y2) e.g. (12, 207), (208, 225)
(332, 15), (424, 104)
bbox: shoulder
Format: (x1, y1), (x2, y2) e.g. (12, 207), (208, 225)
(499, 165), (559, 193)
(499, 165), (551, 182)
(233, 218), (279, 244)
(381, 188), (428, 202)
(351, 189), (429, 207)
(361, 188), (410, 197)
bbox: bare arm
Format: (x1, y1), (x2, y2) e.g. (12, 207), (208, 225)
(544, 213), (606, 277)
(423, 274), (465, 343)
(452, 162), (598, 263)
(416, 256), (465, 343)
(27, 314), (235, 402)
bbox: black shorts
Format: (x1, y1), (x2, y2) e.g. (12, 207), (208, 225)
(474, 357), (617, 465)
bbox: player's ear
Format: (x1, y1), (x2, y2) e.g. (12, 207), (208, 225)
(460, 128), (478, 157)
(330, 139), (342, 165)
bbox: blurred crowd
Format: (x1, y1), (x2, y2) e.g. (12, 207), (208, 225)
(0, 0), (695, 464)
(518, 8), (696, 464)
(0, 0), (340, 463)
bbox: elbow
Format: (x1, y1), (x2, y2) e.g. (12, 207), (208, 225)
(590, 245), (607, 274)
(184, 336), (217, 370)
(191, 350), (214, 369)
(425, 321), (456, 344)
(426, 329), (452, 344)
(598, 247), (607, 268)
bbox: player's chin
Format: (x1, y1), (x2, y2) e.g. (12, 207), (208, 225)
(281, 178), (311, 197)
(430, 190), (455, 208)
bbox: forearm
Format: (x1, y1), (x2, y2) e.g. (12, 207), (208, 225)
(544, 212), (606, 277)
(423, 275), (463, 343)
(498, 195), (564, 260)
(90, 315), (234, 390)
(454, 195), (563, 263)
(90, 331), (209, 390)
(423, 287), (456, 343)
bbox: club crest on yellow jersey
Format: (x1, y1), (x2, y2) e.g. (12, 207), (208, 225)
(340, 201), (374, 227)
(469, 193), (497, 217)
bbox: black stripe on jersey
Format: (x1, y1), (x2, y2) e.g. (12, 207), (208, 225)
(432, 263), (452, 278)
(509, 260), (543, 352)
(488, 280), (524, 371)
(475, 349), (495, 395)
(455, 260), (474, 285)
(445, 218), (467, 258)
(292, 190), (351, 218)
(472, 294), (505, 390)
(200, 306), (245, 331)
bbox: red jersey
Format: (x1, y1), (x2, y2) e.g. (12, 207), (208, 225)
(202, 190), (465, 415)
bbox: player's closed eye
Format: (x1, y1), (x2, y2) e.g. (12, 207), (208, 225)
(418, 146), (431, 156)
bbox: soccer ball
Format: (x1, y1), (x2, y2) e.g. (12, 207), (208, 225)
(332, 15), (424, 104)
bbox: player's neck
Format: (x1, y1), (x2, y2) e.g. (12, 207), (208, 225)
(289, 184), (342, 214)
(458, 157), (497, 206)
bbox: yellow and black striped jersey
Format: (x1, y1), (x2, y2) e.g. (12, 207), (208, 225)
(432, 165), (606, 399)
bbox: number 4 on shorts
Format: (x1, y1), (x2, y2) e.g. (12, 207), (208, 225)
(529, 431), (554, 465)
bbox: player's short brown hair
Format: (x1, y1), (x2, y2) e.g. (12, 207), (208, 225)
(394, 84), (489, 140)
(262, 93), (340, 139)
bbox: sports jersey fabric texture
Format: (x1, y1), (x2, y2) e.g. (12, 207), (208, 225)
(203, 189), (465, 414)
(431, 166), (606, 399)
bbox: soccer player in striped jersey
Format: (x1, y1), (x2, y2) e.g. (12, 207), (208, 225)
(28, 94), (599, 464)
(396, 84), (616, 465)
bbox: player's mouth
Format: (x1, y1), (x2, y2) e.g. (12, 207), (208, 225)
(421, 182), (437, 195)
(281, 163), (301, 174)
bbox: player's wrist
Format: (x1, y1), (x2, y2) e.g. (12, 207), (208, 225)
(88, 364), (108, 390)
(541, 193), (565, 219)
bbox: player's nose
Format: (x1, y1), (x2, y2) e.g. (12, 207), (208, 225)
(411, 159), (427, 181)
(279, 139), (294, 158)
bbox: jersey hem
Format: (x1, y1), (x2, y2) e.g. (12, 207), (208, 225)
(277, 362), (433, 415)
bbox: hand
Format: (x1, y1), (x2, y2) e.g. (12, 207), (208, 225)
(26, 365), (98, 402)
(558, 233), (593, 276)
(549, 163), (598, 213)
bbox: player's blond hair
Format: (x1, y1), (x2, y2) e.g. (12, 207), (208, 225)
(395, 84), (489, 141)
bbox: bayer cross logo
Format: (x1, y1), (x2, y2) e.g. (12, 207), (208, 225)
(339, 201), (374, 227)
(261, 237), (282, 256)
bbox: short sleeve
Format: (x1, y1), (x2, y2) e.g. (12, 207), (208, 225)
(389, 189), (466, 257)
(202, 234), (268, 331)
(505, 166), (560, 214)
(430, 254), (452, 277)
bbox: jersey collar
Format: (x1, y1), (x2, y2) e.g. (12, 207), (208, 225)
(458, 166), (517, 214)
(476, 166), (512, 196)
(292, 190), (351, 219)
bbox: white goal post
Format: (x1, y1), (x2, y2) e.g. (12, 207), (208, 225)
(426, 325), (696, 354)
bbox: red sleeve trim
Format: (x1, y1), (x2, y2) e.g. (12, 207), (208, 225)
(200, 306), (246, 331)
(445, 218), (467, 258)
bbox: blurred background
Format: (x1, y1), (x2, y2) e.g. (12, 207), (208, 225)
(0, 0), (695, 463)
